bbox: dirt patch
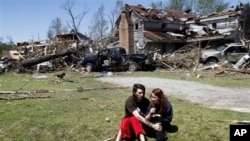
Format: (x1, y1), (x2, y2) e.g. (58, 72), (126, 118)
(97, 76), (250, 113)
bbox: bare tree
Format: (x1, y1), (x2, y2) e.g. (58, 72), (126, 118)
(61, 0), (88, 34)
(47, 17), (68, 39)
(196, 0), (229, 15)
(89, 4), (109, 44)
(108, 0), (123, 34)
(151, 0), (229, 15)
(150, 1), (168, 9)
(6, 36), (15, 46)
(185, 0), (229, 15)
(166, 0), (186, 11)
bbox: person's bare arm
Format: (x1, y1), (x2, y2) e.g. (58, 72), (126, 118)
(115, 129), (122, 141)
(145, 107), (156, 120)
(132, 110), (162, 131)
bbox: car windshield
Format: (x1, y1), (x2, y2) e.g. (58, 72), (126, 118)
(215, 45), (227, 51)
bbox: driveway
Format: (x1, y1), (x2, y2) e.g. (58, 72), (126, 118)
(97, 76), (250, 113)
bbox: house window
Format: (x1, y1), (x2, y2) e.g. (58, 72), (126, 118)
(162, 23), (166, 29)
(239, 20), (244, 31)
(135, 23), (139, 30)
(212, 23), (217, 29)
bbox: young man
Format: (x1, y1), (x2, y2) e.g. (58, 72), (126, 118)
(115, 83), (162, 141)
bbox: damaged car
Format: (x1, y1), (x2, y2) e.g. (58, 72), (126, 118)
(200, 43), (249, 64)
(0, 60), (7, 74)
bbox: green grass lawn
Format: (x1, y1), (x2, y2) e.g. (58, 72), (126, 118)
(0, 71), (249, 141)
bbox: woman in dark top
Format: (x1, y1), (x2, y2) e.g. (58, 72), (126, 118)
(145, 88), (173, 141)
(115, 84), (162, 141)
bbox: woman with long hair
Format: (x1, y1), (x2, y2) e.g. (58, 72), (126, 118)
(145, 88), (173, 141)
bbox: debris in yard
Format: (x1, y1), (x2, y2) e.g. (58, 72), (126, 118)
(0, 90), (31, 94)
(76, 86), (128, 92)
(197, 64), (220, 71)
(0, 89), (53, 94)
(32, 74), (48, 79)
(105, 117), (110, 122)
(103, 137), (115, 141)
(215, 119), (250, 125)
(54, 72), (66, 79)
(0, 96), (51, 101)
(155, 44), (200, 70)
(233, 53), (250, 69)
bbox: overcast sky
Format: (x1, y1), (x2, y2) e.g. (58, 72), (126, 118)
(0, 0), (249, 44)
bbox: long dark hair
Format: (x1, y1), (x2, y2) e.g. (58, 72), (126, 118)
(150, 88), (168, 114)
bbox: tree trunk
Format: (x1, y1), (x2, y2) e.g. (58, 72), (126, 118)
(19, 50), (72, 67)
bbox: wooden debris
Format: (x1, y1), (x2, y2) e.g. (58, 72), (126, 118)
(0, 89), (53, 95)
(156, 44), (200, 70)
(77, 86), (128, 92)
(0, 91), (31, 94)
(103, 137), (115, 141)
(0, 96), (51, 101)
(225, 69), (250, 74)
(215, 119), (250, 124)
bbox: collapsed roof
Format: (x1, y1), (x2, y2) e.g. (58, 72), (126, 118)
(124, 2), (250, 43)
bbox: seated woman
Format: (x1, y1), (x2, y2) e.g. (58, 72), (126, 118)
(144, 88), (173, 141)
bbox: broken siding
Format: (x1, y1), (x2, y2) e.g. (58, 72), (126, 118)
(143, 21), (185, 33)
(131, 12), (144, 53)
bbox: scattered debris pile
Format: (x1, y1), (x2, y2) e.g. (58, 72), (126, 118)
(155, 44), (200, 70)
(154, 41), (250, 74)
(0, 32), (93, 73)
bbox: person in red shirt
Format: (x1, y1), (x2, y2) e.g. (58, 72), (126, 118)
(115, 83), (162, 141)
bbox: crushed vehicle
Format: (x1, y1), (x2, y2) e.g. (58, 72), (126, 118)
(0, 60), (7, 74)
(200, 43), (249, 64)
(36, 61), (54, 73)
(81, 47), (155, 72)
(233, 52), (250, 69)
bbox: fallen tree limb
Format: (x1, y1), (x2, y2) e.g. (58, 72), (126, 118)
(0, 96), (51, 101)
(0, 90), (53, 95)
(0, 91), (31, 94)
(77, 86), (129, 92)
(215, 119), (250, 124)
(103, 137), (115, 141)
(225, 69), (250, 74)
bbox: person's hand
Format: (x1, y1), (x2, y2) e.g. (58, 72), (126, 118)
(149, 107), (156, 115)
(153, 123), (162, 131)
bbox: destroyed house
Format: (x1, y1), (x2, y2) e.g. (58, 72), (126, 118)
(115, 3), (250, 54)
(10, 32), (92, 59)
(54, 32), (93, 53)
(186, 2), (250, 43)
(13, 40), (50, 57)
(55, 32), (92, 43)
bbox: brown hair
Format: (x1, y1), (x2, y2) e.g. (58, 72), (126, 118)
(132, 83), (145, 97)
(150, 88), (168, 114)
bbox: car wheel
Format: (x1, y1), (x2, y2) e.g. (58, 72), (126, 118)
(128, 62), (138, 71)
(85, 63), (94, 72)
(206, 58), (218, 64)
